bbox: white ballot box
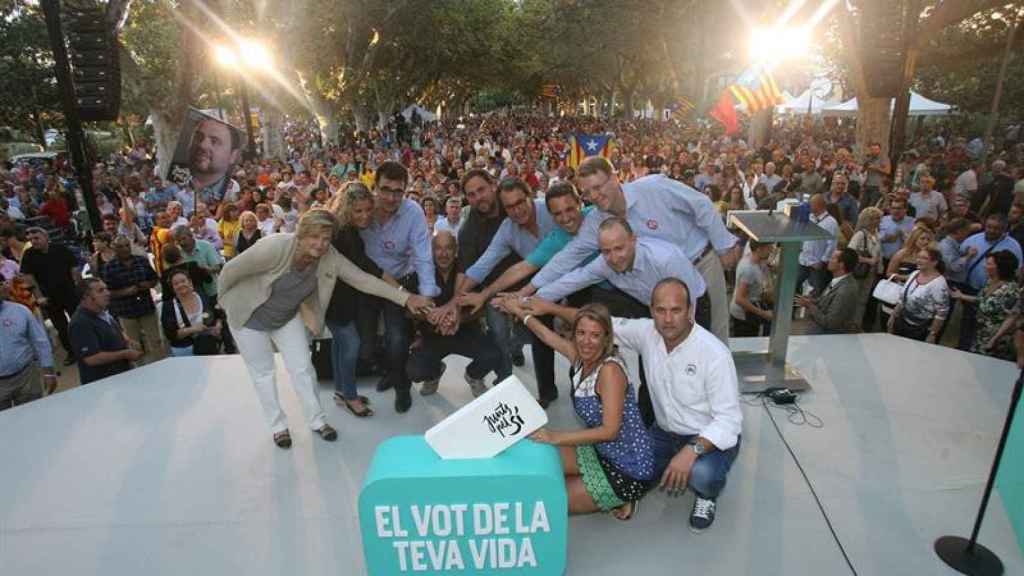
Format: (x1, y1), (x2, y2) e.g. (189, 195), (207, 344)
(425, 375), (548, 459)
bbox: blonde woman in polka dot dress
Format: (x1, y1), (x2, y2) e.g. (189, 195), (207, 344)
(497, 298), (655, 520)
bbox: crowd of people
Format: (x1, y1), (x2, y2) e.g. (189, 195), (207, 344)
(3, 111), (1024, 533)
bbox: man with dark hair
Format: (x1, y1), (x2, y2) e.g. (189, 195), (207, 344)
(957, 213), (1024, 349)
(452, 177), (559, 406)
(523, 155), (738, 344)
(435, 169), (523, 364)
(796, 248), (862, 334)
(68, 278), (143, 385)
(98, 236), (164, 364)
(188, 117), (242, 205)
(359, 159), (438, 413)
(20, 227), (81, 365)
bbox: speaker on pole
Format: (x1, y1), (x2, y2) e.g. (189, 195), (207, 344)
(63, 2), (122, 122)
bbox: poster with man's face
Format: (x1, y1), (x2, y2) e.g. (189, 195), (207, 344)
(167, 108), (245, 206)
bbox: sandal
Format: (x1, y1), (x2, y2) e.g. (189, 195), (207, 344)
(612, 501), (638, 522)
(316, 424), (338, 442)
(273, 429), (292, 449)
(335, 393), (374, 417)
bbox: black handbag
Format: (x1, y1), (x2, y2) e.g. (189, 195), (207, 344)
(310, 338), (333, 381)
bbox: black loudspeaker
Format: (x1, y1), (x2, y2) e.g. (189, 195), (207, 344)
(858, 0), (905, 98)
(63, 2), (121, 122)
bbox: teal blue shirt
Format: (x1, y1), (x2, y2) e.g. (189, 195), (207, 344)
(525, 206), (612, 289)
(526, 206), (595, 268)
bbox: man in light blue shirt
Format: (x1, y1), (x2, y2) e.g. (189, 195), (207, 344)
(458, 189), (557, 291)
(527, 156), (738, 343)
(456, 182), (591, 312)
(358, 161), (438, 413)
(0, 277), (56, 409)
(879, 199), (915, 261)
(957, 214), (1023, 351)
(961, 215), (1023, 291)
(453, 177), (559, 405)
(536, 218), (707, 321)
(797, 195), (839, 295)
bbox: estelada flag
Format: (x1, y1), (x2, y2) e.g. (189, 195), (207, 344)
(569, 133), (612, 168)
(728, 65), (784, 114)
(670, 96), (696, 122)
(709, 92), (739, 135)
(541, 83), (560, 98)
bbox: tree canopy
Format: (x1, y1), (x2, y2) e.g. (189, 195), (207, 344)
(0, 0), (1018, 151)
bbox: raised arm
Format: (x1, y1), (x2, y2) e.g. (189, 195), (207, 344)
(500, 296), (577, 363)
(535, 258), (605, 303)
(529, 218), (600, 289)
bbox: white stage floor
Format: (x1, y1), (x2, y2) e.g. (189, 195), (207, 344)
(0, 334), (1021, 575)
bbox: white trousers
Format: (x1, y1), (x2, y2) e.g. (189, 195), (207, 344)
(697, 250), (729, 345)
(234, 314), (326, 434)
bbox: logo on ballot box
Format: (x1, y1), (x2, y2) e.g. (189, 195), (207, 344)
(426, 376), (547, 459)
(484, 402), (526, 438)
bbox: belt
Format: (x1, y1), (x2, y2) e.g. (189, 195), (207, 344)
(0, 363), (30, 381)
(693, 243), (714, 265)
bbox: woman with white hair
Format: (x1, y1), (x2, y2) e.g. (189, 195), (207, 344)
(218, 208), (434, 448)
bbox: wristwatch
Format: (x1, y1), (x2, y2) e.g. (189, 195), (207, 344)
(688, 438), (707, 456)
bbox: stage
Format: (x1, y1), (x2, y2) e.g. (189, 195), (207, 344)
(0, 334), (1022, 575)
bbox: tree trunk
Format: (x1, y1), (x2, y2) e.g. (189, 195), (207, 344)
(151, 110), (180, 179)
(623, 90), (635, 120)
(748, 108), (772, 148)
(30, 109), (46, 147)
(856, 97), (892, 158)
(353, 103), (372, 133)
(262, 107), (285, 160)
(316, 114), (340, 147)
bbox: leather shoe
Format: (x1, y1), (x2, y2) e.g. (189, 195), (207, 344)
(395, 389), (412, 413)
(537, 396), (558, 410)
(376, 375), (394, 392)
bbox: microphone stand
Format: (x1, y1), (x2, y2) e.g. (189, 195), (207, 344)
(934, 368), (1023, 575)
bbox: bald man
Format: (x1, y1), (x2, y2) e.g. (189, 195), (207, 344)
(796, 194), (839, 295)
(406, 232), (503, 398)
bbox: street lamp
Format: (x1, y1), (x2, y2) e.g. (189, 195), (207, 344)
(212, 38), (271, 161)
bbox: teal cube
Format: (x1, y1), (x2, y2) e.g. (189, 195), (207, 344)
(359, 435), (568, 575)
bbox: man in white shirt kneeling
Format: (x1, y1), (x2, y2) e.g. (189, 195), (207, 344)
(521, 277), (741, 533)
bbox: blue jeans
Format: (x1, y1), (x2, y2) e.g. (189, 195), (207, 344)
(326, 320), (360, 400)
(170, 345), (194, 357)
(650, 424), (740, 499)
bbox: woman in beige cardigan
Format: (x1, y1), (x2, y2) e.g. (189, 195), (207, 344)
(218, 209), (433, 448)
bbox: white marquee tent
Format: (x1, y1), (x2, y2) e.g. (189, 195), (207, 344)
(401, 104), (437, 122)
(821, 92), (954, 117)
(775, 89), (839, 115)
